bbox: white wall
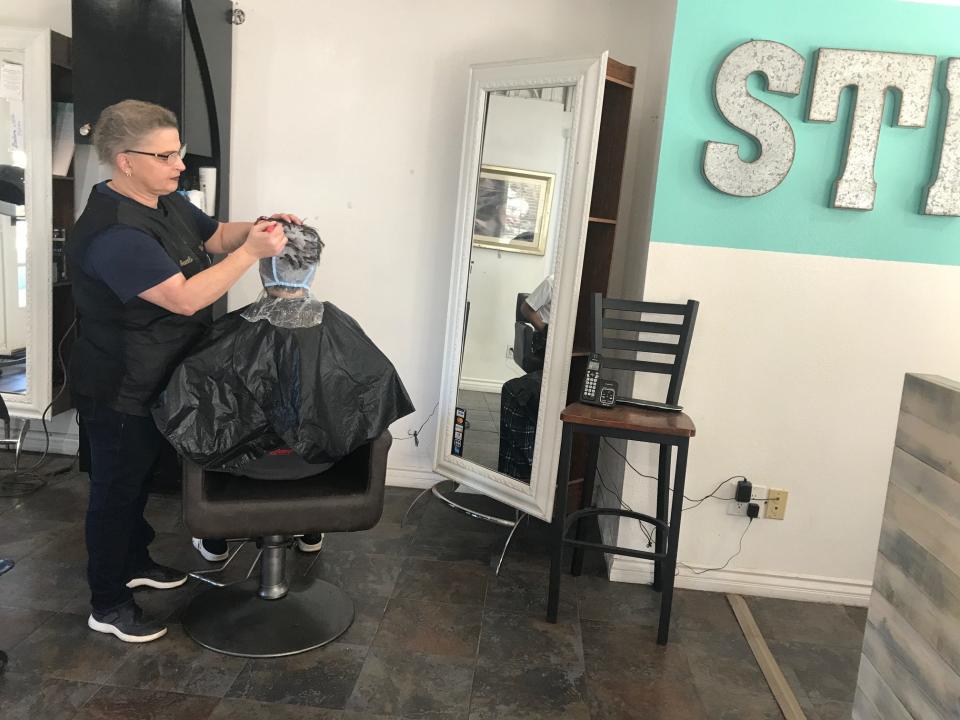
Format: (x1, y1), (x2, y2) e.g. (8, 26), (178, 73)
(460, 94), (567, 391)
(1, 0), (681, 472)
(226, 0), (680, 484)
(0, 0), (69, 36)
(608, 244), (960, 603)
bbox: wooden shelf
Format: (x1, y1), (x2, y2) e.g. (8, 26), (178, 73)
(50, 30), (75, 416)
(605, 58), (636, 88)
(563, 56), (636, 513)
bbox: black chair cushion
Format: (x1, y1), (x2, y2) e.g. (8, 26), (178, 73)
(183, 431), (390, 539)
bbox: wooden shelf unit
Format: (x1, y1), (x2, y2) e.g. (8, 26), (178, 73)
(50, 30), (75, 416)
(564, 58), (636, 510)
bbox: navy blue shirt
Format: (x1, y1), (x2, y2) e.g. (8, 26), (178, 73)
(82, 182), (219, 303)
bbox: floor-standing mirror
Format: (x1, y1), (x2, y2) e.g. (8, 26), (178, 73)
(434, 54), (609, 521)
(0, 27), (54, 419)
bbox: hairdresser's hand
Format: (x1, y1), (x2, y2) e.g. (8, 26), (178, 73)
(269, 212), (303, 225)
(238, 220), (287, 260)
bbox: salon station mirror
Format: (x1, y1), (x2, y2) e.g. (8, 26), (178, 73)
(434, 54), (611, 521)
(0, 27), (56, 419)
(0, 27), (66, 418)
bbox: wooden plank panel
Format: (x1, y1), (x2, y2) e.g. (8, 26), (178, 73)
(896, 374), (960, 483)
(883, 482), (960, 579)
(897, 411), (960, 485)
(878, 524), (960, 619)
(863, 595), (960, 719)
(861, 623), (947, 719)
(873, 553), (960, 676)
(857, 373), (960, 720)
(890, 447), (960, 522)
(853, 656), (912, 720)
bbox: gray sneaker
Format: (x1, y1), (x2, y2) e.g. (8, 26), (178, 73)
(125, 562), (188, 590)
(88, 601), (167, 643)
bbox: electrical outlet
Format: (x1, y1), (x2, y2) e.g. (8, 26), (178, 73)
(727, 484), (768, 517)
(766, 489), (788, 520)
(727, 500), (748, 516)
(506, 346), (514, 359)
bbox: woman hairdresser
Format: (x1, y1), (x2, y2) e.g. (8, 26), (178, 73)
(68, 99), (296, 643)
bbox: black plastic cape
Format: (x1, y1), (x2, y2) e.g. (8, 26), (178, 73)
(152, 302), (415, 471)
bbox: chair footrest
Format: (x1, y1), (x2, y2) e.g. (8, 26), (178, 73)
(562, 537), (668, 562)
(563, 506), (668, 534)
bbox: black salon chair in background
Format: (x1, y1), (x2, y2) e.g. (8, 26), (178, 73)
(513, 292), (546, 373)
(179, 431), (391, 657)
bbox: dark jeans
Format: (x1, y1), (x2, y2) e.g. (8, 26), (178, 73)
(78, 397), (164, 613)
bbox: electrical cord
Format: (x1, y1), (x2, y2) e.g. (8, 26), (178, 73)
(391, 401), (439, 447)
(677, 517), (753, 575)
(595, 465), (656, 548)
(597, 437), (756, 573)
(600, 437), (742, 509)
(0, 319), (77, 498)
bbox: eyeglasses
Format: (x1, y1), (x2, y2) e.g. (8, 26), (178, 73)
(123, 144), (188, 165)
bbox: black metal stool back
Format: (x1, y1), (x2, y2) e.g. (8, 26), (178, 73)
(546, 293), (700, 645)
(590, 293), (699, 405)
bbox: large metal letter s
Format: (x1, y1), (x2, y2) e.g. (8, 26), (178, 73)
(703, 40), (805, 197)
(808, 49), (935, 211)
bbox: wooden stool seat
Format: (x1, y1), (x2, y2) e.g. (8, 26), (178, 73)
(560, 402), (696, 438)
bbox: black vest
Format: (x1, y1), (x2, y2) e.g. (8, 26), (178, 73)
(67, 185), (214, 416)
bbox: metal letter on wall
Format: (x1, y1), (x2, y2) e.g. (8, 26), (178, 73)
(925, 58), (960, 216)
(703, 40), (805, 197)
(808, 49), (936, 211)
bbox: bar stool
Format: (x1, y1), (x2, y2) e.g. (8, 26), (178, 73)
(547, 294), (698, 645)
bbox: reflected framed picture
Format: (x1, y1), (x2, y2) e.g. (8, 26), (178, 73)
(472, 165), (554, 256)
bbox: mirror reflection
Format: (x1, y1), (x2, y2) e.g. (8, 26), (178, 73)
(0, 49), (28, 395)
(454, 86), (573, 483)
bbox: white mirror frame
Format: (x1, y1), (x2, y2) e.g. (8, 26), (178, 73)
(0, 27), (53, 419)
(434, 53), (608, 522)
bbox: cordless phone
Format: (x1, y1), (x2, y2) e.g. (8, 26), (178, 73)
(580, 354), (617, 408)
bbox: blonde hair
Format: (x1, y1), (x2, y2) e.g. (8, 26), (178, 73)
(92, 99), (179, 166)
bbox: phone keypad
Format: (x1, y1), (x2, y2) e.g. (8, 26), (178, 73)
(585, 375), (597, 396)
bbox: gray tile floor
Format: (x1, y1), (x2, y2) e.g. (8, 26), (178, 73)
(0, 456), (866, 719)
(0, 362), (27, 394)
(456, 390), (501, 470)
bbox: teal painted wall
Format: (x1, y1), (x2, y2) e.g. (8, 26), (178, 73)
(651, 0), (960, 265)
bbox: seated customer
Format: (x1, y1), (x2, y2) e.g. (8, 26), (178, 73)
(152, 219), (415, 558)
(499, 275), (552, 480)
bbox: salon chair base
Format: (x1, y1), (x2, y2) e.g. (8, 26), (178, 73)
(182, 576), (355, 658)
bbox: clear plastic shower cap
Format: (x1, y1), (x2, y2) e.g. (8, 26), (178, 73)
(243, 218), (326, 328)
(258, 218), (324, 290)
(241, 293), (325, 328)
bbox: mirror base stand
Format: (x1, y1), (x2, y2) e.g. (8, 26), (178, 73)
(400, 480), (527, 575)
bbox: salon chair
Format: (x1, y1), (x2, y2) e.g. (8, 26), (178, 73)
(180, 431), (391, 658)
(513, 292), (545, 373)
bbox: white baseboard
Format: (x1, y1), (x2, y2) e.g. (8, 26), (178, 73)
(458, 377), (509, 394)
(21, 425), (79, 457)
(386, 465), (444, 489)
(608, 555), (872, 606)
